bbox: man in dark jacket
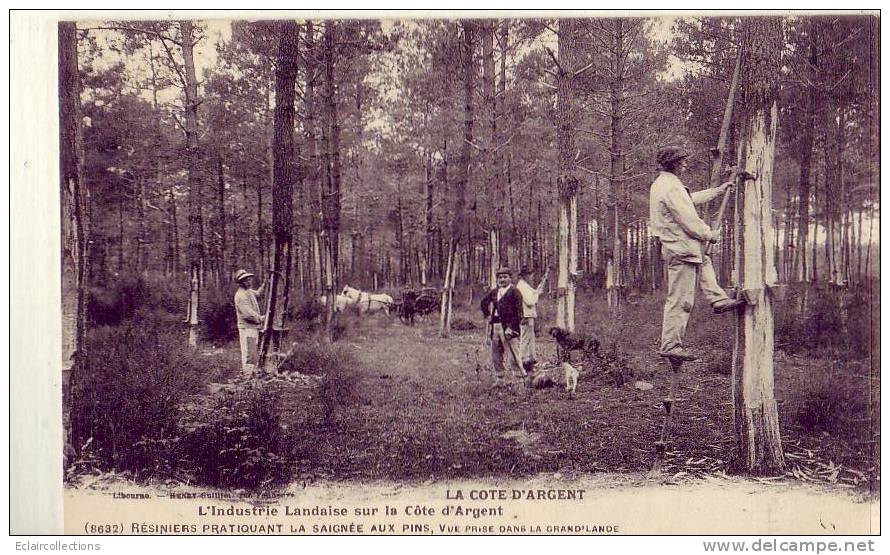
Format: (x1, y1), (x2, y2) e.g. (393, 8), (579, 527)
(480, 267), (525, 377)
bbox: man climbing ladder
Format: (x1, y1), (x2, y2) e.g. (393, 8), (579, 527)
(649, 146), (746, 361)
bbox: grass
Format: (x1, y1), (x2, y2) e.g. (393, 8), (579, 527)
(265, 286), (879, 490)
(69, 279), (879, 492)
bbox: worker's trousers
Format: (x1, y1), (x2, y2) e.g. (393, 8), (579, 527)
(519, 318), (537, 364)
(491, 323), (524, 376)
(239, 327), (259, 372)
(660, 254), (729, 352)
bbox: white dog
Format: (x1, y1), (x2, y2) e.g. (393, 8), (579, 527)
(563, 362), (579, 398)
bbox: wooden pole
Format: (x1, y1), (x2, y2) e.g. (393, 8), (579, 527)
(652, 357), (683, 472)
(708, 49), (743, 191)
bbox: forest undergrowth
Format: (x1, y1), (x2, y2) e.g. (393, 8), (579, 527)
(67, 277), (880, 494)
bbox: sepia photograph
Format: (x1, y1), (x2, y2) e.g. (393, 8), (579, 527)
(11, 9), (881, 538)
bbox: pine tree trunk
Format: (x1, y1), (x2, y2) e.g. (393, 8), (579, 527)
(326, 21), (342, 271)
(424, 149), (434, 284)
(303, 20), (323, 292)
(440, 21), (474, 337)
(606, 20), (628, 317)
(482, 23), (500, 245)
(811, 169), (820, 283)
(117, 194), (125, 273)
(134, 177), (145, 274)
(321, 20), (342, 337)
(488, 228), (499, 288)
(856, 205), (864, 282)
(259, 20), (298, 367)
(731, 17), (785, 475)
(60, 21), (88, 449)
(794, 49), (816, 284)
(397, 178), (406, 284)
(499, 23), (512, 259)
(167, 187), (179, 274)
(180, 20), (203, 349)
(555, 19), (579, 332)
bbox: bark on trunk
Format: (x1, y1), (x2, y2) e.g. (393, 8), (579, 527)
(606, 19), (628, 317)
(555, 19), (579, 332)
(60, 21), (88, 449)
(488, 229), (499, 289)
(440, 21), (474, 337)
(731, 17), (786, 475)
(303, 20), (323, 292)
(320, 20), (343, 338)
(216, 153), (227, 283)
(180, 20), (203, 349)
(259, 20), (299, 367)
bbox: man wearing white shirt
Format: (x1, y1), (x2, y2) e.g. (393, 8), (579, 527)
(515, 266), (548, 374)
(233, 269), (265, 374)
(649, 146), (744, 361)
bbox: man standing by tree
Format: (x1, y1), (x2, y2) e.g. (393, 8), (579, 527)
(233, 269), (265, 374)
(515, 266), (548, 374)
(649, 147), (744, 361)
(481, 267), (525, 380)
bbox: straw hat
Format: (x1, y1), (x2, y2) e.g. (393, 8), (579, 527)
(233, 269), (255, 283)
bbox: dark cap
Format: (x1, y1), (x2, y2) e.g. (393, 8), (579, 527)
(656, 146), (689, 168)
(495, 267), (513, 277)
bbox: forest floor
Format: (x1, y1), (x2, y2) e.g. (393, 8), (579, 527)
(192, 290), (879, 494)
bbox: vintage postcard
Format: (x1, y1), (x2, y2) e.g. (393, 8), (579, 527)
(10, 9), (880, 539)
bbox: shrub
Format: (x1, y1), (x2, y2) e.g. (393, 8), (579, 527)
(147, 274), (186, 315)
(843, 292), (872, 357)
(277, 341), (360, 421)
(590, 341), (633, 385)
(86, 274), (152, 326)
(792, 361), (869, 437)
(290, 298), (323, 323)
(86, 287), (121, 326)
(277, 340), (356, 376)
(201, 286), (238, 343)
(179, 386), (293, 489)
(775, 286), (871, 357)
(451, 317), (478, 331)
(70, 318), (208, 476)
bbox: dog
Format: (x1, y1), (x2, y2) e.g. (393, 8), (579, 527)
(563, 362), (579, 398)
(527, 362), (580, 398)
(549, 327), (600, 363)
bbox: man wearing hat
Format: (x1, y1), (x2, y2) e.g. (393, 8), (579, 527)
(649, 146), (744, 361)
(515, 265), (549, 374)
(233, 269), (265, 373)
(480, 267), (526, 379)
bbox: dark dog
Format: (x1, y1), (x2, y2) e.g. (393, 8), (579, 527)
(549, 327), (600, 363)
